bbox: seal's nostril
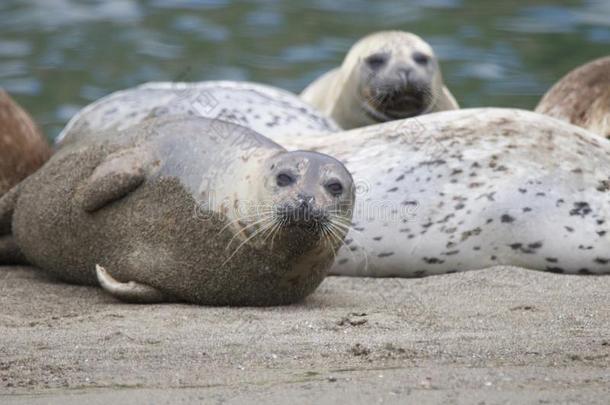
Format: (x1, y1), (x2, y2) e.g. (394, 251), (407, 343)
(297, 194), (315, 208)
(397, 67), (412, 82)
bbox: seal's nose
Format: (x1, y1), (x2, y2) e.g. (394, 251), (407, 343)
(297, 194), (315, 210)
(281, 194), (316, 224)
(397, 66), (413, 83)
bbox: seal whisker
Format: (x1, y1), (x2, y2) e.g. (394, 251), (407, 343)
(224, 215), (273, 251)
(327, 220), (370, 274)
(216, 211), (273, 236)
(221, 219), (278, 268)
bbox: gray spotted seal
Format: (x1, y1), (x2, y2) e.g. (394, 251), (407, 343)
(0, 89), (52, 197)
(536, 56), (610, 138)
(0, 116), (355, 305)
(271, 108), (610, 277)
(300, 31), (459, 130)
(56, 81), (339, 147)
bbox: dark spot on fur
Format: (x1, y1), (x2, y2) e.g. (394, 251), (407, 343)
(414, 270), (426, 277)
(528, 242), (543, 249)
(501, 214), (515, 223)
(518, 188), (527, 194)
(522, 207), (532, 212)
(373, 236), (383, 241)
(597, 230), (607, 236)
(473, 246), (481, 251)
(395, 174), (405, 182)
(546, 257), (558, 263)
(578, 269), (592, 275)
(338, 258), (349, 265)
(444, 250), (460, 256)
(490, 255), (497, 261)
(423, 257), (444, 264)
(387, 187), (398, 192)
(596, 180), (610, 192)
(378, 252), (394, 258)
(594, 257), (609, 264)
(569, 202), (592, 217)
(461, 227), (482, 242)
(546, 267), (564, 273)
(565, 226), (574, 233)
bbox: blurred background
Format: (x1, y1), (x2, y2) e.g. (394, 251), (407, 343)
(0, 0), (609, 140)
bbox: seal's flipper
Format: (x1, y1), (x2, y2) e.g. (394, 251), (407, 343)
(0, 235), (27, 265)
(95, 264), (169, 303)
(0, 184), (21, 236)
(78, 149), (149, 213)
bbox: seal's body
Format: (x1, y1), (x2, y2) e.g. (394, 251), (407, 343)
(0, 116), (355, 305)
(271, 109), (610, 277)
(301, 31), (459, 129)
(536, 56), (610, 138)
(56, 81), (339, 147)
(0, 90), (51, 196)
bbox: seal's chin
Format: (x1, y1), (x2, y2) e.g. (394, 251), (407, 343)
(361, 86), (430, 122)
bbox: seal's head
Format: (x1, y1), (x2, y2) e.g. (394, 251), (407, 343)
(344, 31), (444, 122)
(261, 150), (355, 251)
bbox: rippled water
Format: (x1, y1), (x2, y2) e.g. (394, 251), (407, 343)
(1, 0), (609, 140)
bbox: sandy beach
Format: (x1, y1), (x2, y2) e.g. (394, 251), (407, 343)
(0, 265), (608, 404)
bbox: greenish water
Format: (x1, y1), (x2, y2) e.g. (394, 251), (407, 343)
(1, 0), (609, 140)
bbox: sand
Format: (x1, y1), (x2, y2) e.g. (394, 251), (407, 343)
(1, 265), (609, 404)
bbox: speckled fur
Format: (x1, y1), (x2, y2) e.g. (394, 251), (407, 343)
(271, 108), (610, 277)
(536, 56), (610, 138)
(1, 116), (354, 305)
(56, 81), (339, 146)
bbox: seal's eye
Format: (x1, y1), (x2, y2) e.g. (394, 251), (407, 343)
(365, 53), (388, 70)
(413, 52), (430, 65)
(276, 172), (295, 187)
(325, 181), (344, 197)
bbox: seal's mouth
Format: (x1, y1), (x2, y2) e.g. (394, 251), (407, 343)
(276, 205), (328, 232)
(361, 85), (430, 121)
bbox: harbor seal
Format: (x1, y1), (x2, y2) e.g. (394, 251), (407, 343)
(270, 108), (610, 277)
(0, 116), (355, 305)
(0, 89), (52, 196)
(300, 31), (459, 130)
(56, 81), (339, 147)
(536, 56), (610, 138)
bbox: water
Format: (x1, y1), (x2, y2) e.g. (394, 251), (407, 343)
(1, 0), (609, 140)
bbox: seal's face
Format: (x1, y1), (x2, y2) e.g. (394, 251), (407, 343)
(351, 33), (441, 122)
(263, 150), (355, 248)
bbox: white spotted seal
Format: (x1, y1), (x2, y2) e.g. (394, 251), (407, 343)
(300, 31), (459, 130)
(0, 116), (355, 305)
(271, 108), (610, 277)
(536, 56), (610, 138)
(55, 81), (339, 147)
(0, 89), (52, 196)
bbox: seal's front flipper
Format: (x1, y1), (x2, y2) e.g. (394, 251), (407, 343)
(0, 235), (27, 265)
(95, 264), (170, 303)
(78, 148), (150, 213)
(0, 184), (21, 236)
